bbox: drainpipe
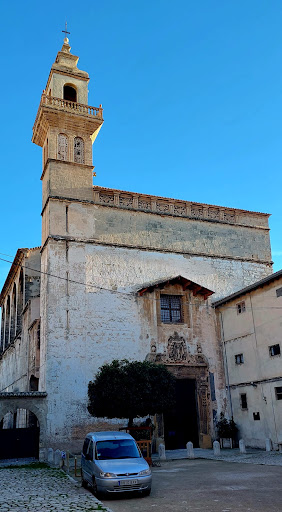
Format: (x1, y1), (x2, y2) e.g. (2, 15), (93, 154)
(219, 310), (233, 418)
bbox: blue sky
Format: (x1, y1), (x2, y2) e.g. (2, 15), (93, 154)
(0, 0), (282, 290)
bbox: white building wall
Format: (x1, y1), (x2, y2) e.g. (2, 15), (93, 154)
(218, 277), (282, 449)
(41, 239), (272, 449)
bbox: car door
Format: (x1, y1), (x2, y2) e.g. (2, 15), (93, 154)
(82, 438), (93, 483)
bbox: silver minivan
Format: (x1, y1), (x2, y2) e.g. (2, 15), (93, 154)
(81, 431), (152, 496)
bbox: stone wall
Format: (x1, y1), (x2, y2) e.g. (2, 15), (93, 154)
(44, 197), (272, 271)
(40, 230), (272, 450)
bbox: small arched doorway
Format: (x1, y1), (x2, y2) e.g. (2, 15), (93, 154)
(0, 409), (40, 459)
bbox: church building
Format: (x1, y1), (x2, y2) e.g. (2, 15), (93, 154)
(0, 37), (273, 457)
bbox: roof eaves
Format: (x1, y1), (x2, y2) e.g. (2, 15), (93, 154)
(0, 249), (27, 306)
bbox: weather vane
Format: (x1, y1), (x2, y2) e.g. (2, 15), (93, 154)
(62, 21), (70, 39)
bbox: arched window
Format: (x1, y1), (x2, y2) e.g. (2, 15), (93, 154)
(58, 134), (68, 161)
(17, 269), (23, 334)
(10, 284), (17, 340)
(5, 296), (10, 348)
(74, 137), (84, 164)
(63, 85), (77, 102)
(1, 305), (5, 352)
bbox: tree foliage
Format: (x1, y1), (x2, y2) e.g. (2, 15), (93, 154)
(217, 413), (238, 439)
(88, 359), (176, 425)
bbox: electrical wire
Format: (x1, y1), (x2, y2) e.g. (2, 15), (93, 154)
(1, 256), (282, 309)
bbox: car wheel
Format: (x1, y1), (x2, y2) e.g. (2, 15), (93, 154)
(81, 471), (88, 488)
(142, 488), (151, 497)
(81, 478), (88, 488)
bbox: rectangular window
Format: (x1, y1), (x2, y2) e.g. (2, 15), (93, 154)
(235, 353), (244, 365)
(253, 412), (260, 421)
(275, 387), (282, 400)
(276, 287), (282, 298)
(160, 295), (183, 324)
(269, 344), (280, 357)
(237, 301), (246, 314)
(240, 393), (248, 409)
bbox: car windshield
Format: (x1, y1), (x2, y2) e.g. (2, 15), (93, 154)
(96, 439), (141, 460)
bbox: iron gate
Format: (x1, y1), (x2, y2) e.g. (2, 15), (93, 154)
(0, 426), (39, 459)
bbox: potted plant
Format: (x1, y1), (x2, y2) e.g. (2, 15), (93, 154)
(217, 413), (238, 448)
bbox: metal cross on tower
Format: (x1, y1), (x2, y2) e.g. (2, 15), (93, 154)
(62, 22), (70, 38)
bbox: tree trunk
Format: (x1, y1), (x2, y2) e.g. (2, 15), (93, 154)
(128, 417), (134, 428)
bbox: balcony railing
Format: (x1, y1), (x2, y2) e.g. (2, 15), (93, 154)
(33, 94), (103, 131)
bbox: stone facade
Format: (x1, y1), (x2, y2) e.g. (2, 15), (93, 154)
(0, 37), (274, 454)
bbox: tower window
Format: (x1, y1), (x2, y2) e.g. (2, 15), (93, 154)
(74, 137), (84, 164)
(275, 387), (282, 400)
(64, 85), (77, 102)
(160, 295), (183, 324)
(58, 134), (68, 161)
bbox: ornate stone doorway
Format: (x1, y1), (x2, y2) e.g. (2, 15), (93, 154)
(147, 332), (212, 449)
(166, 364), (211, 449)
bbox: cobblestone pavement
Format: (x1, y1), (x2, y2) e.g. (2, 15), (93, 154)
(0, 464), (112, 512)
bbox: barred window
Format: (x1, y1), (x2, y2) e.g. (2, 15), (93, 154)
(160, 295), (183, 324)
(269, 344), (280, 357)
(74, 137), (84, 164)
(58, 134), (68, 161)
(237, 301), (246, 314)
(235, 353), (244, 365)
(275, 387), (282, 400)
(276, 287), (282, 298)
(240, 393), (248, 409)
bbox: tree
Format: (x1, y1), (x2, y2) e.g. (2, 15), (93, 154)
(88, 359), (176, 427)
(217, 413), (238, 439)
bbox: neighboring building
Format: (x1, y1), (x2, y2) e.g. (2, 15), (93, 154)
(0, 37), (273, 456)
(0, 248), (41, 393)
(214, 270), (282, 449)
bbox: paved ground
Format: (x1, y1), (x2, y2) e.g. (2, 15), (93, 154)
(2, 451), (282, 512)
(102, 458), (282, 512)
(0, 464), (112, 512)
(160, 447), (282, 465)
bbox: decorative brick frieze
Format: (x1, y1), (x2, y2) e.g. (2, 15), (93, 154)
(93, 187), (270, 229)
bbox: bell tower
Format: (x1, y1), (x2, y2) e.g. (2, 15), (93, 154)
(32, 37), (103, 210)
